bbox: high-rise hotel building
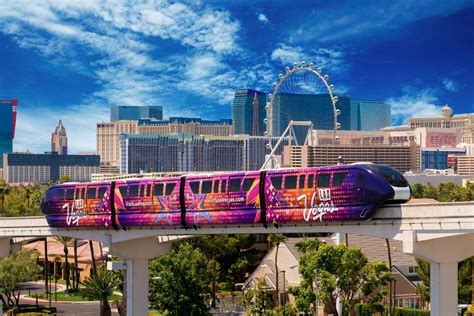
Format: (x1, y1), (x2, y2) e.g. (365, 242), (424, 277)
(51, 120), (68, 155)
(97, 118), (234, 173)
(110, 105), (163, 122)
(0, 99), (17, 168)
(232, 89), (267, 135)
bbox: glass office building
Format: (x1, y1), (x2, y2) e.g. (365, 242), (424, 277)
(351, 99), (391, 131)
(232, 89), (267, 135)
(110, 105), (163, 122)
(0, 100), (16, 168)
(270, 93), (352, 137)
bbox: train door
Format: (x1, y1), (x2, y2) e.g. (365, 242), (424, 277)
(85, 185), (98, 215)
(152, 179), (179, 226)
(185, 176), (214, 226)
(227, 172), (259, 225)
(315, 171), (332, 204)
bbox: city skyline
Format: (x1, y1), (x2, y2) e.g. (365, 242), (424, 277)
(0, 1), (473, 153)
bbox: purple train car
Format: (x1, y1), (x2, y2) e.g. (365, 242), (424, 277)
(40, 163), (411, 229)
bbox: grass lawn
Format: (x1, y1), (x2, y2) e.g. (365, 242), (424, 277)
(29, 290), (122, 302)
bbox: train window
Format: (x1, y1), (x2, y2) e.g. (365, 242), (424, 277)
(87, 187), (97, 199)
(65, 189), (74, 200)
(202, 181), (212, 194)
(189, 182), (200, 194)
(307, 175), (314, 188)
(213, 180), (219, 193)
(98, 187), (107, 199)
(271, 176), (282, 190)
(165, 183), (176, 196)
(229, 178), (242, 192)
(369, 164), (408, 187)
(299, 175), (306, 189)
(128, 185), (139, 197)
(118, 186), (127, 198)
(221, 179), (227, 193)
(139, 185), (145, 197)
(146, 184), (151, 197)
(44, 189), (55, 202)
(153, 183), (164, 196)
(242, 178), (255, 191)
(57, 189), (65, 200)
(284, 176), (297, 189)
(317, 174), (330, 188)
(81, 188), (85, 199)
(332, 173), (347, 186)
(358, 174), (364, 187)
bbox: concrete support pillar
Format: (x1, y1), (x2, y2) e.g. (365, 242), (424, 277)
(126, 258), (149, 316)
(110, 237), (173, 316)
(430, 261), (458, 316)
(0, 238), (10, 257)
(402, 233), (474, 316)
(335, 233), (343, 316)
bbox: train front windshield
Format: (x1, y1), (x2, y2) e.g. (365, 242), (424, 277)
(368, 164), (408, 187)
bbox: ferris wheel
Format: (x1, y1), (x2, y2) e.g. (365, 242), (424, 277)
(262, 62), (341, 169)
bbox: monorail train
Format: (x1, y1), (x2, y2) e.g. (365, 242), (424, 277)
(40, 163), (411, 229)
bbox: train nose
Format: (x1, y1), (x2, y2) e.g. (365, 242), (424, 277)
(390, 186), (411, 201)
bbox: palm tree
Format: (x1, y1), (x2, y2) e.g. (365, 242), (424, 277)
(269, 234), (287, 306)
(54, 236), (73, 291)
(80, 269), (120, 316)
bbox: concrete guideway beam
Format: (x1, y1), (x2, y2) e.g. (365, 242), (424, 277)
(110, 237), (173, 316)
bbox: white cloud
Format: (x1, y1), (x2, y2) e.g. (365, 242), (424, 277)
(289, 1), (473, 44)
(442, 78), (459, 92)
(0, 0), (246, 152)
(386, 88), (443, 125)
(257, 13), (270, 24)
(270, 44), (348, 75)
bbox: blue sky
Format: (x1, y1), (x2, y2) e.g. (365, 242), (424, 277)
(0, 0), (473, 153)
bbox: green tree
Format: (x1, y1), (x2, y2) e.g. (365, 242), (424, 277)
(0, 249), (42, 308)
(187, 234), (263, 293)
(298, 244), (392, 315)
(242, 278), (273, 315)
(149, 243), (213, 315)
(80, 268), (120, 316)
(411, 183), (424, 198)
(415, 258), (430, 306)
(0, 180), (10, 215)
(268, 234), (288, 306)
(416, 256), (474, 306)
(59, 175), (72, 184)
